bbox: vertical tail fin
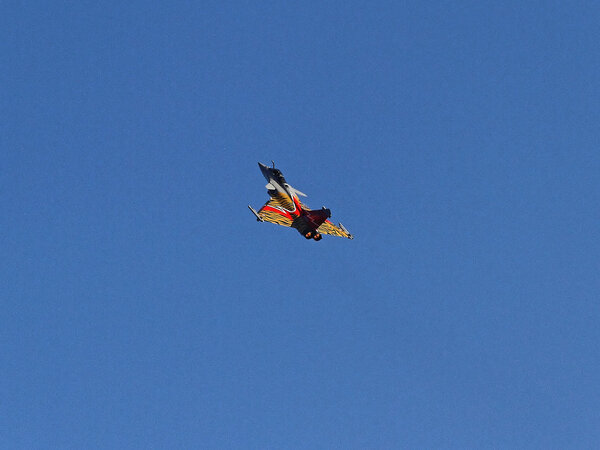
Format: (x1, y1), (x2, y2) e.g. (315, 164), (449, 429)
(304, 208), (331, 229)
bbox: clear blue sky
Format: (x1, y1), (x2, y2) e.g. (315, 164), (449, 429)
(3, 1), (599, 448)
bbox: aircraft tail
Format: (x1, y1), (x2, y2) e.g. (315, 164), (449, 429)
(304, 208), (331, 229)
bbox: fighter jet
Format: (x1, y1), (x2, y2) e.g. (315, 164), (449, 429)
(248, 161), (353, 241)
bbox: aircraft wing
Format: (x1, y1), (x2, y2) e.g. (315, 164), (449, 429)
(317, 219), (354, 239)
(255, 195), (294, 227)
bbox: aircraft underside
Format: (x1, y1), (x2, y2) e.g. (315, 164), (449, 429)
(248, 162), (354, 241)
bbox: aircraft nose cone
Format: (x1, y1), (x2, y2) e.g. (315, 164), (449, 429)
(258, 162), (270, 179)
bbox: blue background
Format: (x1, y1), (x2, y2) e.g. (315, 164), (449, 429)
(3, 1), (599, 448)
